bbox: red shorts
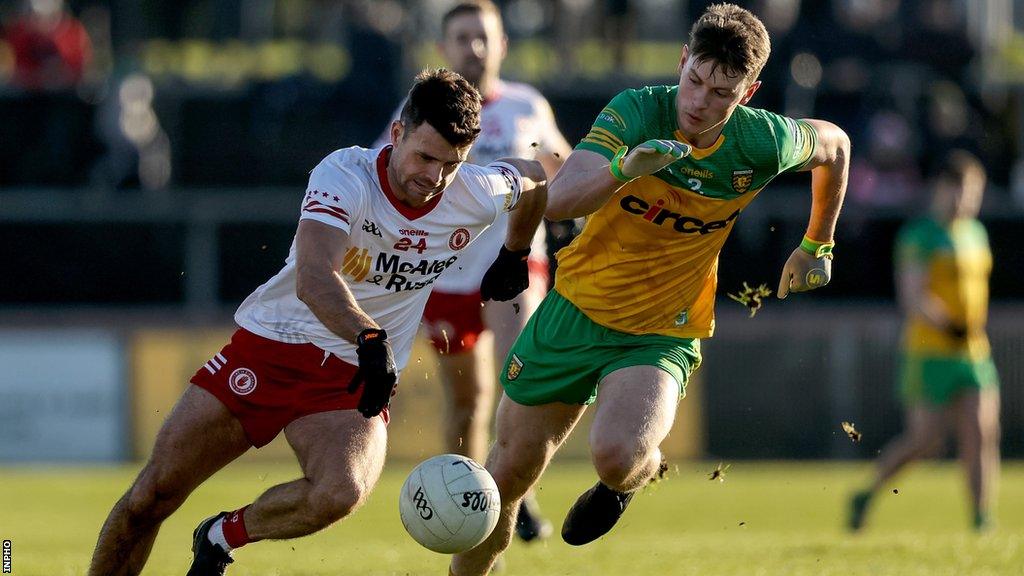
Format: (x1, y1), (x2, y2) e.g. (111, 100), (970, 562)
(422, 259), (549, 355)
(190, 328), (388, 447)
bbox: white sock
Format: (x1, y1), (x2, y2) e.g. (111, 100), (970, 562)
(207, 517), (232, 552)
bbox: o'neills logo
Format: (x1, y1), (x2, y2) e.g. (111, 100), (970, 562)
(619, 195), (739, 234)
(228, 368), (258, 395)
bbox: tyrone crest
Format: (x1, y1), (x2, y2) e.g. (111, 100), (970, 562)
(731, 169), (753, 194)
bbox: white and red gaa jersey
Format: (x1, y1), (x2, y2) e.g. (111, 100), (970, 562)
(234, 145), (523, 371)
(375, 80), (562, 294)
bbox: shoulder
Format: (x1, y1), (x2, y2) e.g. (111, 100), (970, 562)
(306, 146), (383, 207)
(498, 81), (548, 104)
(897, 217), (940, 245)
(310, 147), (377, 183)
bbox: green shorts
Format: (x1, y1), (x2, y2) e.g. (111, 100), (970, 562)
(500, 290), (701, 406)
(899, 355), (1000, 406)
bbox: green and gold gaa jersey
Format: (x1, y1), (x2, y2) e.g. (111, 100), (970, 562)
(896, 217), (992, 359)
(555, 85), (817, 338)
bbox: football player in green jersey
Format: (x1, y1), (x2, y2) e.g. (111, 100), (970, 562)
(849, 150), (1000, 532)
(450, 3), (850, 574)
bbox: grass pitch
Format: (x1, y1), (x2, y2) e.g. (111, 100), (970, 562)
(3, 460), (1023, 575)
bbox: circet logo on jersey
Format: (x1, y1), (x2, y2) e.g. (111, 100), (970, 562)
(228, 368), (258, 395)
(449, 228), (471, 250)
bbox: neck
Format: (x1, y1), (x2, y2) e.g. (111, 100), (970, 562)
(476, 75), (500, 102)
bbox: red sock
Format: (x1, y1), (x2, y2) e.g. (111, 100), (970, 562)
(222, 506), (259, 548)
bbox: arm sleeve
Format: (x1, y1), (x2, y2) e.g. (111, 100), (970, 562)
(298, 158), (364, 234)
(762, 110), (818, 174)
(481, 161), (525, 218)
(575, 89), (645, 160)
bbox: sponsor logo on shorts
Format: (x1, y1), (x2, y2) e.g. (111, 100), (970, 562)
(507, 354), (523, 381)
(228, 368), (258, 396)
(449, 228), (471, 250)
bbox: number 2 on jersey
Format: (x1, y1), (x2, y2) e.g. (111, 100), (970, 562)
(394, 237), (427, 254)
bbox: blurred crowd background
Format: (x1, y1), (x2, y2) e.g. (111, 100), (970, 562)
(1, 0), (1023, 463)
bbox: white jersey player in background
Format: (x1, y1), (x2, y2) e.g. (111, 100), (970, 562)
(87, 69), (547, 576)
(376, 0), (571, 542)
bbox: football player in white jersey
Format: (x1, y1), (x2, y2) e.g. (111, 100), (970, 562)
(376, 0), (571, 542)
(87, 69), (548, 576)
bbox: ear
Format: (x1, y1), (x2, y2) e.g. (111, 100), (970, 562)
(500, 33), (509, 60)
(390, 120), (404, 145)
(740, 80), (762, 105)
(678, 45), (690, 76)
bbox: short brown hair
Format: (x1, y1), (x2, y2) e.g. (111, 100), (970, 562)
(442, 0), (503, 36)
(400, 69), (482, 148)
(688, 3), (771, 82)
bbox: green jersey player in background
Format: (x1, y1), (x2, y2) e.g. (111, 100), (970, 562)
(850, 150), (1000, 532)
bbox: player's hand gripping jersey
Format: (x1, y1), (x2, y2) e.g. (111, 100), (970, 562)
(896, 217), (993, 360)
(234, 145), (523, 371)
(559, 86), (817, 338)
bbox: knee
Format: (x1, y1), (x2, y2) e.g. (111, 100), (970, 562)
(488, 448), (544, 498)
(307, 479), (366, 528)
(590, 438), (641, 488)
(125, 467), (189, 525)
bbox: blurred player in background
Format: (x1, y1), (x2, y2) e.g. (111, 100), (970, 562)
(376, 0), (571, 542)
(849, 150), (1000, 532)
(451, 4), (850, 574)
(87, 69), (548, 576)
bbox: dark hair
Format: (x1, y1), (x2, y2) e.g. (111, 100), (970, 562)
(689, 3), (771, 82)
(442, 0), (502, 36)
(399, 68), (482, 148)
(936, 149), (986, 184)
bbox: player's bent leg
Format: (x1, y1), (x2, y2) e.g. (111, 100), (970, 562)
(483, 293), (553, 544)
(242, 409), (387, 540)
(849, 405), (948, 532)
(437, 342), (496, 464)
(561, 366), (678, 546)
(89, 385), (250, 576)
(588, 366), (678, 491)
(450, 394), (585, 576)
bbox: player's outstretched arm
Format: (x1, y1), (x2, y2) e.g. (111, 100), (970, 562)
(778, 120), (850, 298)
(546, 140), (691, 220)
(495, 157), (548, 251)
(479, 157), (548, 302)
(295, 219), (380, 341)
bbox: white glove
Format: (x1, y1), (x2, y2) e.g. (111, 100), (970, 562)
(610, 140), (692, 182)
(777, 246), (832, 299)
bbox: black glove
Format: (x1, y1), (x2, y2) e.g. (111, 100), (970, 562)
(480, 246), (531, 301)
(347, 328), (398, 418)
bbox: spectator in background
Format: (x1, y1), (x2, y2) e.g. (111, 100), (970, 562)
(3, 0), (92, 91)
(850, 150), (1001, 532)
(375, 0), (572, 544)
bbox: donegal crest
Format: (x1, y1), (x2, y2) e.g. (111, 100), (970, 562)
(731, 169), (754, 194)
(506, 354), (524, 381)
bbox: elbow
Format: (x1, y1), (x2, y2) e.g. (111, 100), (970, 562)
(295, 268), (317, 307)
